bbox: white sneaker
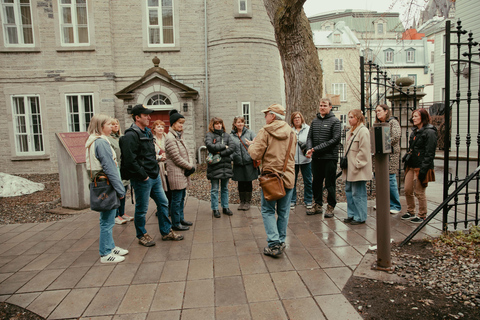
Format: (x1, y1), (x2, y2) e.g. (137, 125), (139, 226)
(122, 214), (134, 222)
(115, 217), (126, 225)
(390, 209), (401, 214)
(100, 253), (125, 264)
(305, 203), (313, 209)
(112, 246), (129, 256)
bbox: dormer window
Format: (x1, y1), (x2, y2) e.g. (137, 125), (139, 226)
(378, 23), (384, 34)
(333, 33), (341, 43)
(406, 48), (415, 62)
(385, 49), (394, 63)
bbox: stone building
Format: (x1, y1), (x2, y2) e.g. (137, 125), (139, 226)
(0, 0), (283, 174)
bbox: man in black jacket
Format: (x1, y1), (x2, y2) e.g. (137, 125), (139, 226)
(306, 98), (341, 217)
(120, 104), (184, 247)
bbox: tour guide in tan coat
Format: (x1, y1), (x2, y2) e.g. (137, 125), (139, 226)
(248, 104), (296, 257)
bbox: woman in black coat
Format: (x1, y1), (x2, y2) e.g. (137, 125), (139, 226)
(402, 108), (437, 224)
(205, 117), (235, 218)
(230, 116), (258, 211)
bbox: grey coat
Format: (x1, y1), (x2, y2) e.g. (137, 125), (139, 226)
(165, 131), (194, 190)
(230, 127), (258, 182)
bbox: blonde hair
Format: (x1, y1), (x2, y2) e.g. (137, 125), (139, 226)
(171, 118), (185, 131)
(348, 109), (365, 132)
(111, 118), (122, 135)
(87, 114), (112, 136)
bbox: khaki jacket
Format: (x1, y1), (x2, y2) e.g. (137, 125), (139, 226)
(342, 124), (372, 182)
(248, 120), (296, 189)
(165, 131), (194, 190)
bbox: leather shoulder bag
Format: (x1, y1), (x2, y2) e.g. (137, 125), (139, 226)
(258, 132), (294, 201)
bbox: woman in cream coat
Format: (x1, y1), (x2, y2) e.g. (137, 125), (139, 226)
(342, 109), (372, 225)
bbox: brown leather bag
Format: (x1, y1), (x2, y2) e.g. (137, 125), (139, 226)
(258, 132), (294, 201)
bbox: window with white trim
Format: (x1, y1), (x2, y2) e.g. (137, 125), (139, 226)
(377, 23), (383, 34)
(242, 102), (251, 128)
(147, 0), (174, 46)
(408, 74), (417, 86)
(332, 83), (347, 102)
(12, 95), (44, 155)
(238, 0), (247, 13)
(385, 50), (394, 63)
(1, 0), (34, 46)
(147, 93), (172, 107)
(66, 94), (93, 132)
(334, 58), (343, 71)
(58, 0), (89, 45)
(333, 33), (341, 43)
(406, 49), (415, 62)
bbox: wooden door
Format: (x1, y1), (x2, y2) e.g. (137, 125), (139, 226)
(149, 111), (170, 133)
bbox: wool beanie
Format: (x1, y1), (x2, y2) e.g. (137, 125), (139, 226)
(169, 109), (185, 126)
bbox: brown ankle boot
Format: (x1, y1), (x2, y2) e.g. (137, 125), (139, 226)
(243, 192), (252, 210)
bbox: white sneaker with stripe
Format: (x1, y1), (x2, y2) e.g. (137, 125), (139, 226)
(112, 246), (129, 256)
(100, 253), (125, 264)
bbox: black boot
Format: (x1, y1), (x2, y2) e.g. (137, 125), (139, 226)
(223, 208), (233, 216)
(213, 210), (221, 218)
(238, 192), (246, 211)
(243, 192), (252, 210)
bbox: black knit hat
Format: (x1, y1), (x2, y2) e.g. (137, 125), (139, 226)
(169, 109), (185, 126)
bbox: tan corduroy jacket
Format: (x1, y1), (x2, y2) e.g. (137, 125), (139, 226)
(248, 120), (296, 189)
(165, 131), (194, 190)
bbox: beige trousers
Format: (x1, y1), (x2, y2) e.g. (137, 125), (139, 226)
(404, 167), (427, 218)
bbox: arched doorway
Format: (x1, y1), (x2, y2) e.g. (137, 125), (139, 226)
(146, 93), (172, 132)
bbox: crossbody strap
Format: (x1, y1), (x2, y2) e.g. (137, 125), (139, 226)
(344, 130), (360, 158)
(282, 132), (295, 173)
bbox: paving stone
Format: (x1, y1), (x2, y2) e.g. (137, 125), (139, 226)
(104, 263), (140, 286)
(132, 261), (164, 284)
(238, 254), (267, 275)
(166, 244), (192, 261)
(45, 251), (83, 269)
(116, 284), (156, 314)
(330, 246), (364, 266)
(17, 268), (64, 293)
(70, 237), (98, 252)
(283, 297), (326, 320)
(183, 279), (214, 309)
(213, 256), (241, 278)
(5, 292), (40, 308)
(250, 300), (288, 320)
(142, 246), (169, 263)
(0, 271), (39, 295)
(49, 287), (99, 319)
(285, 248), (319, 270)
(43, 239), (77, 254)
(48, 266), (90, 290)
(150, 281), (185, 311)
(190, 242), (213, 260)
(232, 227), (254, 241)
(27, 289), (69, 318)
(0, 256), (15, 269)
(215, 304), (251, 320)
(83, 286), (128, 317)
(76, 265), (115, 288)
(193, 229), (213, 243)
(214, 276), (247, 306)
(180, 307), (214, 319)
(20, 253), (61, 271)
(315, 294), (363, 320)
(5, 231), (37, 244)
(243, 273), (278, 302)
(323, 266), (353, 290)
(307, 247), (345, 268)
(113, 313), (147, 320)
(145, 310), (180, 320)
(70, 250), (100, 268)
(213, 228), (234, 242)
(0, 242), (16, 255)
(22, 240), (57, 255)
(0, 254), (39, 273)
(298, 269), (341, 295)
(234, 239), (259, 255)
(188, 258), (213, 280)
(270, 271), (310, 299)
(160, 260), (188, 282)
(262, 254), (295, 273)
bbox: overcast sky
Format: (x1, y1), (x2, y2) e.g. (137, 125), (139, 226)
(303, 0), (425, 27)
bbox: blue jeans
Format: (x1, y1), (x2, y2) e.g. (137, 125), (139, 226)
(131, 175), (172, 238)
(99, 209), (116, 256)
(389, 174), (402, 211)
(291, 163), (313, 205)
(170, 189), (186, 226)
(210, 178), (229, 210)
(260, 188), (294, 247)
(345, 181), (368, 222)
(116, 197), (126, 217)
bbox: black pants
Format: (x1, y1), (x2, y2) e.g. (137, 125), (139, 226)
(238, 181), (253, 192)
(311, 158), (337, 207)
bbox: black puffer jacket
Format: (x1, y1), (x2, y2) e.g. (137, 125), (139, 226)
(306, 111), (342, 160)
(120, 124), (159, 181)
(406, 124), (437, 175)
(205, 129), (235, 180)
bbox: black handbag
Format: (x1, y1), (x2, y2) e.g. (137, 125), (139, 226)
(340, 131), (359, 170)
(90, 173), (120, 212)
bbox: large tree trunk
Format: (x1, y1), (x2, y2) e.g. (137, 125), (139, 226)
(263, 0), (322, 123)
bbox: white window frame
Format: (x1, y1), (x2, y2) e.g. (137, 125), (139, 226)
(406, 50), (415, 63)
(238, 0), (247, 13)
(58, 0), (90, 46)
(1, 0), (34, 47)
(333, 33), (341, 43)
(11, 94), (44, 155)
(377, 23), (384, 34)
(385, 50), (394, 63)
(332, 83), (347, 102)
(408, 74), (417, 86)
(145, 93), (172, 110)
(334, 58), (343, 72)
(242, 102), (251, 128)
(146, 0), (174, 47)
(66, 93), (94, 132)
